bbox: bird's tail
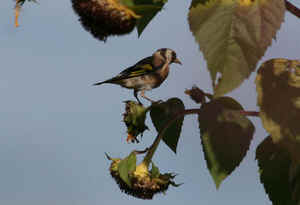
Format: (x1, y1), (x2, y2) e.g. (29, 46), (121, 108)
(93, 78), (117, 86)
(93, 81), (106, 86)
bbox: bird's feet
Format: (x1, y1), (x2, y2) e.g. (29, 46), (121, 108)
(140, 91), (163, 105)
(151, 100), (163, 105)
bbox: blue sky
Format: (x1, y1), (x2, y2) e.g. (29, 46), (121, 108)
(0, 0), (299, 204)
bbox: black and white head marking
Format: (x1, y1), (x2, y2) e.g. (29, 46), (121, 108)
(157, 48), (177, 63)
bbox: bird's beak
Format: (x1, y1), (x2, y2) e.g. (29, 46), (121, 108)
(174, 58), (182, 65)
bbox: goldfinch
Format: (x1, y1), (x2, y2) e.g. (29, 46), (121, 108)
(93, 48), (182, 104)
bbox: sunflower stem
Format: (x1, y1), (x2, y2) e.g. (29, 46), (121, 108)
(142, 109), (202, 166)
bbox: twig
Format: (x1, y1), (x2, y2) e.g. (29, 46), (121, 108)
(285, 0), (300, 18)
(239, 110), (259, 117)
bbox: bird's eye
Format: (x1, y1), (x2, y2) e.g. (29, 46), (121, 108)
(165, 50), (176, 62)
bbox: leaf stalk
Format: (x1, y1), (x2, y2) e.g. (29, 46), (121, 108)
(142, 109), (202, 166)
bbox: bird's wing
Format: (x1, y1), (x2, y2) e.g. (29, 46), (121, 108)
(93, 56), (158, 85)
(113, 56), (159, 80)
(93, 56), (165, 85)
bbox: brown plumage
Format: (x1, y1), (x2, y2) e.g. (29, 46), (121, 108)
(93, 48), (182, 104)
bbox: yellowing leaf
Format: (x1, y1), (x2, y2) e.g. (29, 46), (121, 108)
(188, 0), (285, 96)
(256, 58), (300, 142)
(256, 136), (300, 205)
(198, 97), (254, 188)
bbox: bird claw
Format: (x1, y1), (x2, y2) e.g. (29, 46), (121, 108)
(151, 100), (163, 105)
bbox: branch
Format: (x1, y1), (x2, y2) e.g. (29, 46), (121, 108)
(285, 0), (300, 18)
(239, 110), (260, 117)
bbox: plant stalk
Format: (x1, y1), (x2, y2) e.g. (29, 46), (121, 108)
(142, 109), (202, 166)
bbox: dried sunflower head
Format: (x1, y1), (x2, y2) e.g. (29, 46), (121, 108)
(71, 0), (140, 41)
(123, 101), (149, 143)
(108, 153), (179, 200)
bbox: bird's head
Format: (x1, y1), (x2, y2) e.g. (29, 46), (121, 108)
(153, 48), (182, 66)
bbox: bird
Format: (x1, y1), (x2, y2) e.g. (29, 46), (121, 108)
(93, 48), (182, 104)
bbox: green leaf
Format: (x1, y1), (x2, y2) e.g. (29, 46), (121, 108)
(256, 59), (300, 142)
(150, 98), (185, 153)
(119, 0), (135, 7)
(120, 0), (168, 36)
(151, 162), (160, 178)
(290, 161), (300, 204)
(134, 5), (163, 36)
(277, 138), (300, 165)
(190, 0), (210, 8)
(188, 0), (285, 96)
(256, 136), (300, 205)
(198, 97), (254, 188)
(125, 0), (167, 36)
(117, 152), (137, 187)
